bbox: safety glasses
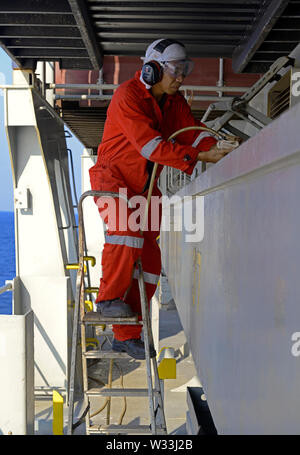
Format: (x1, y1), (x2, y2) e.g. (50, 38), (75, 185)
(162, 59), (194, 79)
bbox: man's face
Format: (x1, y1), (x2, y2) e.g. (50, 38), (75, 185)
(159, 70), (185, 95)
(157, 59), (194, 94)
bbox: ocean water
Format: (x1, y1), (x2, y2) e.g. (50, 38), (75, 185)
(0, 211), (15, 314)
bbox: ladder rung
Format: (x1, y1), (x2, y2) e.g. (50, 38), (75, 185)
(83, 312), (140, 324)
(88, 424), (165, 434)
(86, 387), (158, 397)
(84, 350), (131, 359)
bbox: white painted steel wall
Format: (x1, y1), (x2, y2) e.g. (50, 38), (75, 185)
(161, 100), (300, 434)
(0, 310), (34, 435)
(4, 70), (77, 394)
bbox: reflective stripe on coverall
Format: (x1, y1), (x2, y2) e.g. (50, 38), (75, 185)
(89, 70), (217, 341)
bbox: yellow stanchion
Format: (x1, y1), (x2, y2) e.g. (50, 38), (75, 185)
(53, 390), (64, 435)
(157, 347), (176, 380)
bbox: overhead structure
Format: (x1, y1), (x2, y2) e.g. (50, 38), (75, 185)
(232, 0), (291, 73)
(0, 0), (299, 72)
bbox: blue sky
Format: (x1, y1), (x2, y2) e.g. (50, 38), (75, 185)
(0, 48), (83, 212)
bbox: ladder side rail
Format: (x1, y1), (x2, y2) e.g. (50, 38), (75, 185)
(137, 261), (167, 433)
(67, 245), (84, 434)
(137, 258), (157, 434)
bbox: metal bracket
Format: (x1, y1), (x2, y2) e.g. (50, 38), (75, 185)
(205, 55), (295, 138)
(14, 187), (30, 210)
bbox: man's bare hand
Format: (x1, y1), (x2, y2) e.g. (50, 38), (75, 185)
(197, 144), (234, 163)
(225, 135), (242, 144)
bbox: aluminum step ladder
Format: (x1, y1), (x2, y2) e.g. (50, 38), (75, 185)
(67, 190), (167, 435)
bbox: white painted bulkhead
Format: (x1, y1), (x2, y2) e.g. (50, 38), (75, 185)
(160, 98), (300, 434)
(3, 69), (78, 403)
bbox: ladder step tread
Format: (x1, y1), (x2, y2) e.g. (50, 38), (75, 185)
(86, 387), (158, 397)
(88, 424), (165, 434)
(83, 312), (140, 324)
(83, 350), (131, 359)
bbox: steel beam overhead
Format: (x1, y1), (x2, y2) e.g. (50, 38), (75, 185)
(6, 38), (85, 48)
(0, 13), (77, 27)
(67, 0), (103, 69)
(0, 0), (298, 72)
(0, 26), (81, 39)
(0, 0), (72, 14)
(12, 48), (88, 58)
(232, 0), (290, 73)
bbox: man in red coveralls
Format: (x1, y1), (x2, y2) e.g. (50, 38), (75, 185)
(89, 39), (235, 359)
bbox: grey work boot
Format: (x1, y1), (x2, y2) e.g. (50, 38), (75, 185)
(96, 298), (135, 318)
(112, 338), (156, 360)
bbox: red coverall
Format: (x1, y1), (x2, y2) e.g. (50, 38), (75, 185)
(89, 70), (216, 341)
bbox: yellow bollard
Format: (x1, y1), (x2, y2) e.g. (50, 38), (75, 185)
(157, 347), (176, 380)
(53, 390), (64, 435)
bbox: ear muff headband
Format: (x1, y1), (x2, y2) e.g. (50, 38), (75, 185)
(153, 38), (184, 54)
